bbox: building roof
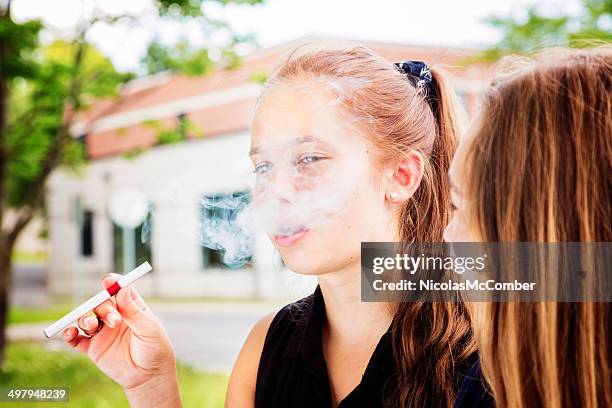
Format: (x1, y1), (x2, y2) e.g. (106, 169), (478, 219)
(76, 36), (492, 159)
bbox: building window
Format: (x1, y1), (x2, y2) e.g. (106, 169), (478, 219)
(77, 133), (89, 159)
(75, 196), (94, 258)
(80, 209), (94, 257)
(177, 112), (187, 140)
(202, 246), (223, 269)
(200, 191), (253, 270)
(112, 221), (152, 273)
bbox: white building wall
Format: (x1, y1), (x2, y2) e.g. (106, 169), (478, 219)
(47, 131), (315, 301)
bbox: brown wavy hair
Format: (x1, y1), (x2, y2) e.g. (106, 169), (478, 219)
(462, 47), (612, 407)
(263, 43), (476, 407)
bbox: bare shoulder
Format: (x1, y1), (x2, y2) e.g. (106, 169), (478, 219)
(224, 310), (277, 408)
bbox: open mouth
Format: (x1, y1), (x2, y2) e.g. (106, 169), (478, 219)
(273, 226), (309, 247)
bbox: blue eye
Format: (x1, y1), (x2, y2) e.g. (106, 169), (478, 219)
(297, 155), (323, 166)
(253, 162), (272, 174)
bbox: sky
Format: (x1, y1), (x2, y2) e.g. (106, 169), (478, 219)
(10, 0), (583, 73)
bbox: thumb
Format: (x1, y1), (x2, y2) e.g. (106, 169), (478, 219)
(102, 275), (160, 337)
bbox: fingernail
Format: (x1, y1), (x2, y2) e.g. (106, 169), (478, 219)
(84, 316), (96, 329)
(108, 312), (121, 327)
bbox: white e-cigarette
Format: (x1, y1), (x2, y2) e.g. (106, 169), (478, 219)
(43, 261), (153, 338)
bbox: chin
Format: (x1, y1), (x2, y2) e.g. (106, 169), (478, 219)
(276, 245), (325, 275)
(278, 245), (358, 277)
(270, 223), (362, 275)
(282, 258), (326, 275)
(271, 231), (328, 275)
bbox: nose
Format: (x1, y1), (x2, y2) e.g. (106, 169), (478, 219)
(271, 164), (297, 204)
(255, 163), (297, 205)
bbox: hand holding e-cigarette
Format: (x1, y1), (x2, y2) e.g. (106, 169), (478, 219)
(59, 267), (182, 407)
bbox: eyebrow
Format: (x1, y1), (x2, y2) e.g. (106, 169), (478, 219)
(249, 134), (320, 156)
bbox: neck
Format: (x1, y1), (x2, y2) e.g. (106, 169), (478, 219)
(317, 260), (393, 343)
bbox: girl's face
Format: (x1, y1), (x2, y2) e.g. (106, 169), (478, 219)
(444, 126), (479, 243)
(250, 81), (393, 275)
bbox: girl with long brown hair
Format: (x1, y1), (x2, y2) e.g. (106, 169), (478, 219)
(445, 47), (612, 408)
(229, 43), (483, 408)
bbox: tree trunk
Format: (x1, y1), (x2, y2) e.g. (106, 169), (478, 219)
(0, 242), (12, 370)
(0, 1), (11, 372)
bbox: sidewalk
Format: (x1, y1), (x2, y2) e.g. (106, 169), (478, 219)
(8, 300), (283, 372)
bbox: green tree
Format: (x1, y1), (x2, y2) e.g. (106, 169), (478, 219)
(143, 40), (216, 75)
(483, 0), (611, 59)
(0, 0), (263, 368)
(0, 5), (131, 369)
(142, 2), (260, 76)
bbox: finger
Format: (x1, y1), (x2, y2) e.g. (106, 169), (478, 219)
(115, 284), (160, 337)
(103, 273), (146, 311)
(77, 312), (99, 333)
(102, 272), (159, 337)
(127, 283), (149, 312)
(101, 273), (122, 295)
(93, 298), (121, 328)
(71, 274), (121, 333)
(63, 327), (91, 354)
(94, 275), (126, 328)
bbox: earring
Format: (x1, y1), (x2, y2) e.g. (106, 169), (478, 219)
(390, 192), (398, 200)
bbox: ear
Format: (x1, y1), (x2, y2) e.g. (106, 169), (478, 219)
(383, 150), (424, 204)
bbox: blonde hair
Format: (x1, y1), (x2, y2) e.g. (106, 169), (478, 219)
(464, 47), (612, 408)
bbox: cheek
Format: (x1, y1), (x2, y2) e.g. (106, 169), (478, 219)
(313, 181), (383, 251)
(443, 216), (458, 242)
(444, 212), (474, 242)
(336, 177), (383, 229)
(310, 185), (370, 242)
(279, 183), (381, 275)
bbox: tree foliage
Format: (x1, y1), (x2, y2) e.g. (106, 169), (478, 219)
(143, 40), (215, 75)
(0, 0), (264, 368)
(5, 41), (132, 208)
(483, 0), (611, 59)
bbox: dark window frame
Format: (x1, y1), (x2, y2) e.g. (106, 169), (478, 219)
(80, 209), (94, 257)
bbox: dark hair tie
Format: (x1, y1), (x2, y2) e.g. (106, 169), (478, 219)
(394, 60), (433, 88)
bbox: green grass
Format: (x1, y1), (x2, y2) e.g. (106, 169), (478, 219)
(0, 342), (228, 407)
(8, 300), (281, 325)
(11, 250), (48, 264)
(8, 306), (73, 325)
(47, 293), (284, 306)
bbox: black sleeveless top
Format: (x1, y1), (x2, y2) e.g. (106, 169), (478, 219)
(255, 285), (494, 408)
